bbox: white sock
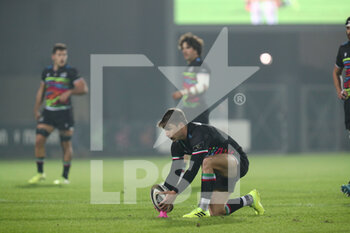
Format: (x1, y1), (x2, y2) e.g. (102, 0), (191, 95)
(199, 198), (211, 211)
(241, 194), (253, 206)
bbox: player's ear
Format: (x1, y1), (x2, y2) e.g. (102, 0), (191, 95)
(178, 122), (185, 129)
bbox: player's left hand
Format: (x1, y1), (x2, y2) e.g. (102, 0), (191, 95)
(172, 91), (183, 100)
(159, 190), (177, 211)
(59, 90), (72, 103)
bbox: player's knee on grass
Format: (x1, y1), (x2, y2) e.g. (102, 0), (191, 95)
(227, 155), (239, 178)
(209, 204), (226, 216)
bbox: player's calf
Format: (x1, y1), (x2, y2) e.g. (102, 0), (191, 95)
(35, 132), (48, 153)
(35, 127), (51, 157)
(34, 131), (49, 175)
(57, 131), (73, 183)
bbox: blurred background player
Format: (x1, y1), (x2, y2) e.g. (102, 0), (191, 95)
(246, 0), (281, 25)
(28, 43), (88, 185)
(333, 17), (350, 133)
(158, 108), (264, 217)
(334, 17), (350, 196)
(172, 33), (210, 124)
(341, 181), (350, 196)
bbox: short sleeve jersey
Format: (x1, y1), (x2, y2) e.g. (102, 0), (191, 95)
(336, 41), (350, 88)
(41, 65), (80, 110)
(182, 57), (210, 108)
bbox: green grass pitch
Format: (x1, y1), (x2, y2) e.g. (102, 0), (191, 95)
(174, 0), (350, 25)
(1, 154), (350, 232)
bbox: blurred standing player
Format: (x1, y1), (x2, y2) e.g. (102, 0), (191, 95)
(28, 43), (88, 185)
(172, 33), (210, 124)
(333, 17), (350, 196)
(246, 0), (281, 25)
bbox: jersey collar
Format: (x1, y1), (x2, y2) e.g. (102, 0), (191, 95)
(188, 57), (201, 66)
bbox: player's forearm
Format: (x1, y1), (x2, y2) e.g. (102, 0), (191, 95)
(34, 89), (44, 112)
(34, 100), (42, 112)
(180, 73), (209, 97)
(71, 78), (88, 95)
(70, 88), (87, 95)
(65, 86), (87, 97)
(175, 170), (196, 194)
(333, 70), (343, 93)
(174, 158), (201, 194)
(71, 87), (88, 95)
(164, 160), (185, 191)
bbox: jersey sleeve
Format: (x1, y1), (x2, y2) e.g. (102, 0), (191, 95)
(174, 153), (203, 193)
(196, 62), (210, 74)
(336, 46), (344, 68)
(163, 160), (186, 191)
(163, 142), (185, 191)
(170, 142), (185, 160)
(69, 68), (81, 86)
(41, 69), (47, 82)
(174, 128), (209, 194)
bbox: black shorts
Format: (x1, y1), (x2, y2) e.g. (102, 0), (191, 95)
(213, 153), (249, 193)
(344, 98), (350, 130)
(38, 108), (74, 131)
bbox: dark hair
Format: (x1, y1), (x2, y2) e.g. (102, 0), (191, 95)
(157, 108), (188, 128)
(178, 33), (204, 56)
(346, 17), (350, 26)
(52, 43), (67, 54)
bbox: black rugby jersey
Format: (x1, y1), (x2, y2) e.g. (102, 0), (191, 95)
(336, 41), (350, 89)
(41, 64), (80, 110)
(181, 57), (210, 108)
(164, 122), (247, 193)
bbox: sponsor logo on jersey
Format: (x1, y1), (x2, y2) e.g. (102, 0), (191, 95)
(193, 141), (204, 151)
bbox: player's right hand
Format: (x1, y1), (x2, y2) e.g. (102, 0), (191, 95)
(338, 90), (348, 100)
(172, 91), (183, 100)
(159, 190), (177, 211)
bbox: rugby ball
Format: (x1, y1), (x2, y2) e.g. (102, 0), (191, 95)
(150, 184), (173, 213)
